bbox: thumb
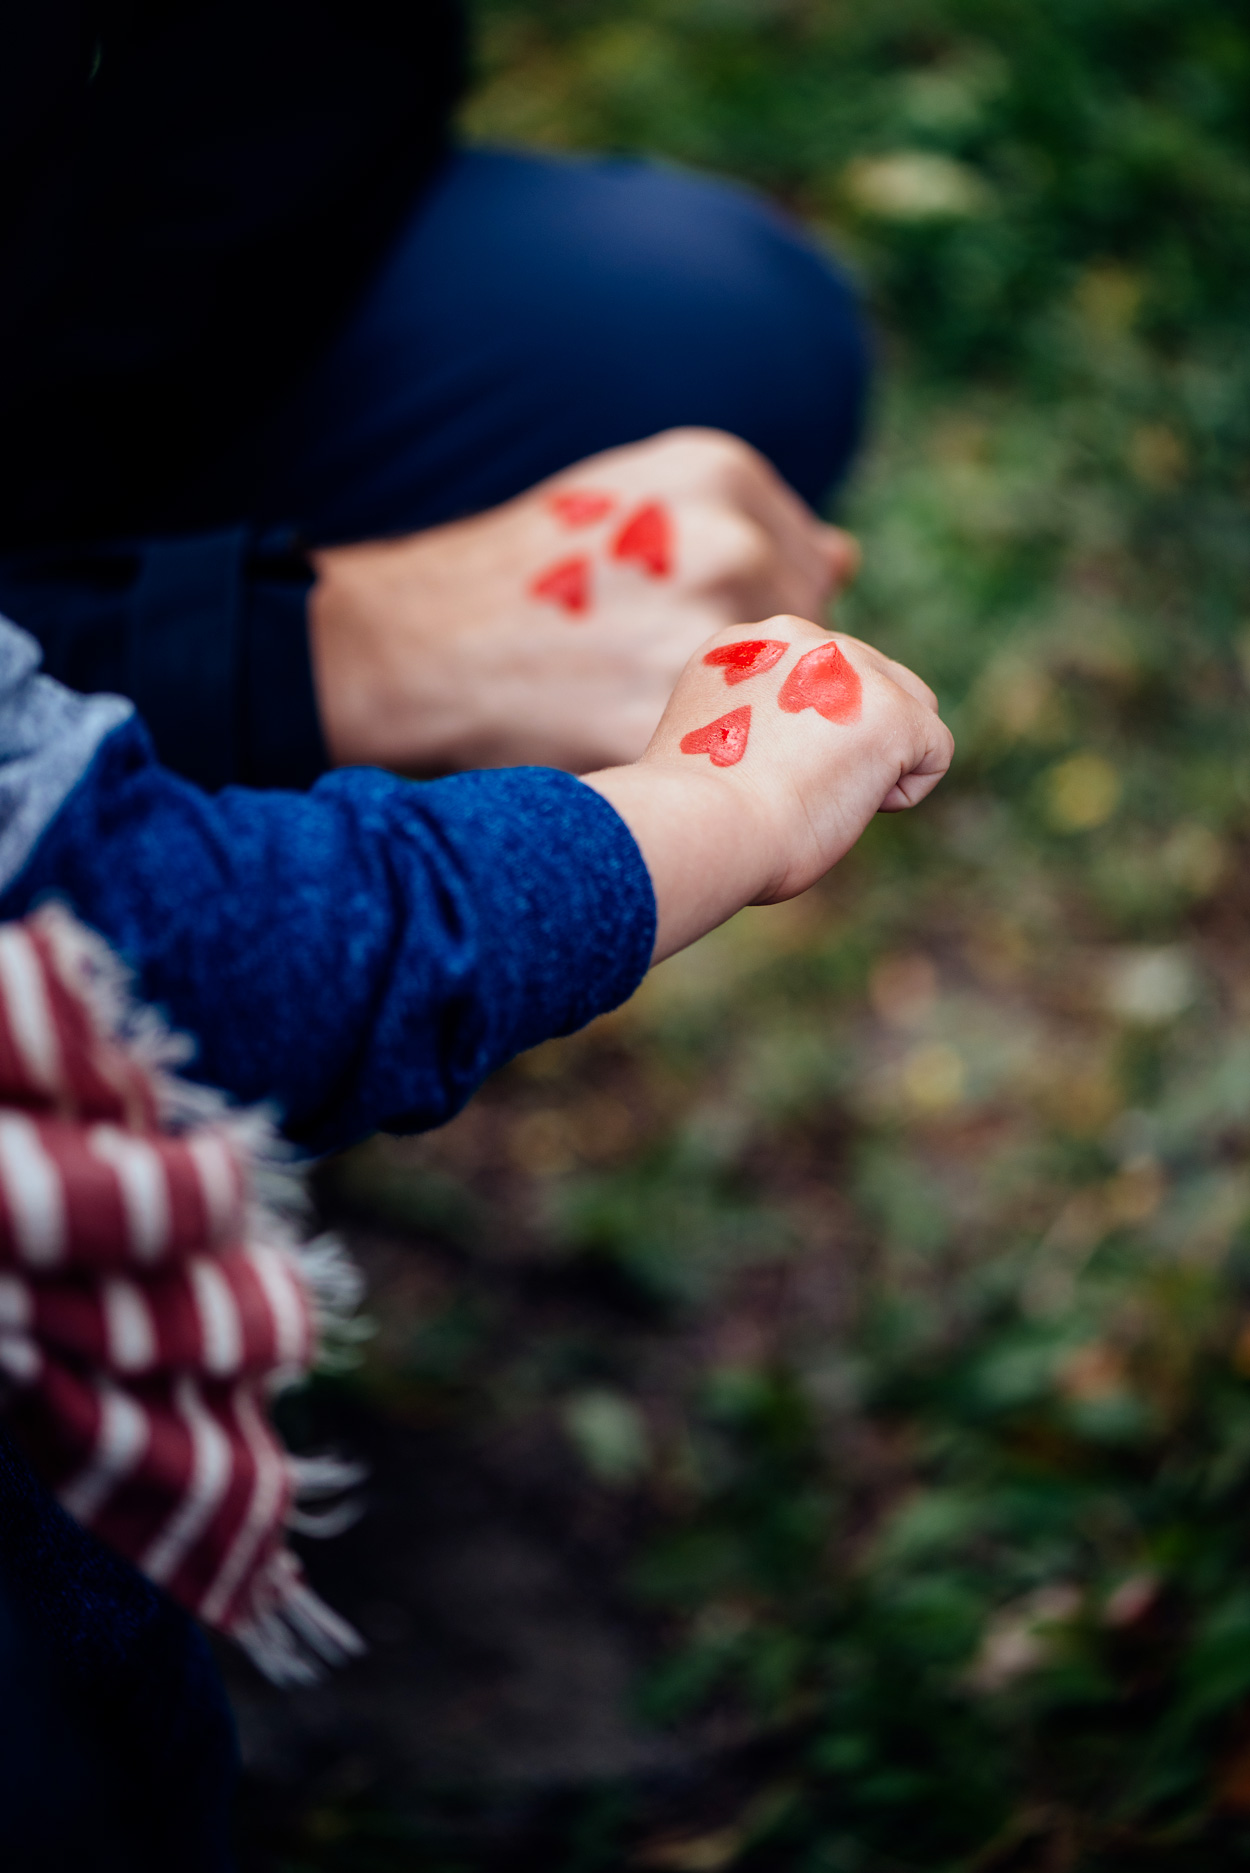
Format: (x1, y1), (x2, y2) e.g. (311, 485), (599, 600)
(878, 720), (955, 811)
(820, 526), (862, 595)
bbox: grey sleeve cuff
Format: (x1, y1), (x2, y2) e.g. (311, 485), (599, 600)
(0, 617), (133, 893)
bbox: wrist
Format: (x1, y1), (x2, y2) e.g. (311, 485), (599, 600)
(308, 546), (398, 768)
(308, 543), (455, 771)
(581, 758), (777, 964)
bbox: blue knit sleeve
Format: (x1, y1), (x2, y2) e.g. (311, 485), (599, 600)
(0, 716), (657, 1153)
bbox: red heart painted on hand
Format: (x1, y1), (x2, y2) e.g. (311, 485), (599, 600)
(703, 639), (790, 685)
(679, 704), (751, 767)
(548, 490), (617, 528)
(776, 641), (862, 724)
(530, 555), (591, 614)
(611, 501), (673, 577)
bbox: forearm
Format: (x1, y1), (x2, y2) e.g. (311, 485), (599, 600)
(0, 726), (656, 1152)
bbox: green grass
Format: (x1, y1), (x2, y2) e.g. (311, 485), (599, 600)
(309, 4), (1250, 1867)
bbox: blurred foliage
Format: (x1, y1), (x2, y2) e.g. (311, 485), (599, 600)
(311, 1), (1250, 1867)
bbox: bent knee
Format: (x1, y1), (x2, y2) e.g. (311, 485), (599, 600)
(541, 158), (873, 502)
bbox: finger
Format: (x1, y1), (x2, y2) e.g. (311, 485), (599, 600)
(681, 515), (834, 630)
(878, 721), (955, 810)
(833, 633), (940, 714)
(879, 774), (941, 811)
(879, 658), (940, 715)
(819, 525), (862, 593)
(727, 456), (845, 609)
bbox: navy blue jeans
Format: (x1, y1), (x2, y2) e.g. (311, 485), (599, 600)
(0, 148), (870, 791)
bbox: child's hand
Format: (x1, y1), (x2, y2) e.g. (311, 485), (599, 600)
(647, 618), (952, 896)
(584, 617), (953, 962)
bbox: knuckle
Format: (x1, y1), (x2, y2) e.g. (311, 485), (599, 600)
(705, 429), (757, 467)
(703, 511), (772, 581)
(670, 427), (762, 489)
(673, 425), (749, 459)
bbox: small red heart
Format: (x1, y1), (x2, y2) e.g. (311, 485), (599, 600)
(679, 704), (751, 767)
(530, 555), (591, 614)
(548, 490), (618, 528)
(611, 501), (673, 578)
(703, 639), (790, 685)
(777, 641), (862, 724)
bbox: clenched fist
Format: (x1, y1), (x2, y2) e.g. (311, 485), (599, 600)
(585, 616), (953, 962)
(308, 429), (859, 775)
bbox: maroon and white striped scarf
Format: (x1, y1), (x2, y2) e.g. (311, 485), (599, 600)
(0, 904), (363, 1684)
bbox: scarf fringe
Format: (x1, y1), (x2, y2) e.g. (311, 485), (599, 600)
(30, 903), (372, 1686)
(294, 1232), (374, 1375)
(229, 1553), (367, 1687)
(288, 1450), (369, 1537)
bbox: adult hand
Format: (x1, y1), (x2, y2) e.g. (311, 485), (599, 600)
(308, 428), (859, 774)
